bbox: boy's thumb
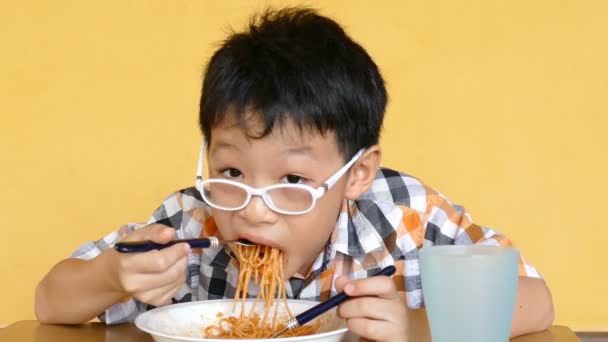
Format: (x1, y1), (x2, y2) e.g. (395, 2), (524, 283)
(150, 226), (176, 243)
(334, 275), (350, 293)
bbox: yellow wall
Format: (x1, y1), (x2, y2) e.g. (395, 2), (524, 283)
(1, 0), (606, 330)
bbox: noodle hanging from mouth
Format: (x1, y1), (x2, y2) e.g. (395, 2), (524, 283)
(203, 244), (318, 338)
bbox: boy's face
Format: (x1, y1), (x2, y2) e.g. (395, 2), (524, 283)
(207, 115), (350, 278)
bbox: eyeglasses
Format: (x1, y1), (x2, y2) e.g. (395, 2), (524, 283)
(195, 142), (364, 215)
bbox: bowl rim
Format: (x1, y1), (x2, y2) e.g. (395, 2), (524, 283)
(134, 298), (349, 342)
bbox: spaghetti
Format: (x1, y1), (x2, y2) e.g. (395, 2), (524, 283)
(203, 244), (319, 338)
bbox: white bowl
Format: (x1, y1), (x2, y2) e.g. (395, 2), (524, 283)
(135, 299), (350, 342)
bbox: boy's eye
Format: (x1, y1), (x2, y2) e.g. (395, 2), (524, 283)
(221, 168), (242, 178)
(282, 174), (305, 184)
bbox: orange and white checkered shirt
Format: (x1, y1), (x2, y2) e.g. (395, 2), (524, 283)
(72, 167), (540, 324)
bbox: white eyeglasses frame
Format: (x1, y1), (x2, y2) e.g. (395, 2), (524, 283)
(194, 141), (364, 215)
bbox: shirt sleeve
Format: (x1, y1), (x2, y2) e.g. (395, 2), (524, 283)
(423, 186), (541, 279)
(71, 223), (151, 324)
(70, 190), (196, 324)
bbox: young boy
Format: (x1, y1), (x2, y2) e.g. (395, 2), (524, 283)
(35, 7), (554, 341)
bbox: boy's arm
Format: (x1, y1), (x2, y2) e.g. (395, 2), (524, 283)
(458, 226), (555, 336)
(510, 276), (555, 337)
(35, 224), (190, 324)
(35, 249), (125, 324)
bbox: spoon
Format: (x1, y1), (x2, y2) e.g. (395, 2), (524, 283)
(114, 237), (255, 253)
(272, 265), (397, 338)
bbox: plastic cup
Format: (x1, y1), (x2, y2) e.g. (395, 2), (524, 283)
(419, 245), (519, 342)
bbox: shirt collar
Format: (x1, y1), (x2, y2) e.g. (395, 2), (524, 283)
(332, 199), (386, 258)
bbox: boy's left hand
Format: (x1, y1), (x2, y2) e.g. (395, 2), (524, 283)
(335, 273), (408, 342)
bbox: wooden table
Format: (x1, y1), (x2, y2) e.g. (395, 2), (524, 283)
(0, 320), (581, 341)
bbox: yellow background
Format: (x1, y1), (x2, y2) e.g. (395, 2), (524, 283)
(1, 0), (606, 330)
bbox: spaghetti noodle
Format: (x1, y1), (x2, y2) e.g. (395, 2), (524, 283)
(203, 244), (319, 338)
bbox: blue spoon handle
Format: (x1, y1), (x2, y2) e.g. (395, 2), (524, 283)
(295, 265), (396, 326)
(114, 238), (214, 253)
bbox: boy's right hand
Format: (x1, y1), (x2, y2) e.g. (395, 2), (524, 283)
(108, 224), (190, 307)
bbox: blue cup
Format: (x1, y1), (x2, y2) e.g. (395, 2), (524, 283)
(420, 245), (519, 342)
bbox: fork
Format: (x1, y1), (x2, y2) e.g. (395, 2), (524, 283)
(272, 265), (397, 338)
(114, 237), (255, 253)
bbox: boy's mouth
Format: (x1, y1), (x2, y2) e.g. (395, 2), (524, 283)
(234, 234), (289, 264)
(237, 233), (281, 250)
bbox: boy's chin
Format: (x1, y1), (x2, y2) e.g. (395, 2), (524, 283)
(290, 259), (314, 279)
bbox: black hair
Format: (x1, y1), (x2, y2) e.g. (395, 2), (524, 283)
(199, 7), (387, 159)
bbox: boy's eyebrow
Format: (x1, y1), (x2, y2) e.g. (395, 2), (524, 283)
(209, 141), (239, 155)
(283, 146), (313, 155)
(210, 141), (315, 157)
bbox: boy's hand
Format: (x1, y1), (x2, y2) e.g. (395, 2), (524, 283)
(335, 273), (408, 342)
(109, 224), (190, 307)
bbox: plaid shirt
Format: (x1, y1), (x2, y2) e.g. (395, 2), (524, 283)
(72, 168), (541, 324)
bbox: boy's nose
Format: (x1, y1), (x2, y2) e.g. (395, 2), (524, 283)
(237, 195), (277, 225)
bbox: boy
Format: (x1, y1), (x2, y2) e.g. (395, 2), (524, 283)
(35, 7), (554, 341)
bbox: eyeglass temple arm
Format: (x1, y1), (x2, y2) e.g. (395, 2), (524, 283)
(321, 149), (365, 192)
(196, 141), (206, 183)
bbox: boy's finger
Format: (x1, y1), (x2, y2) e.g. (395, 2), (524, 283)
(343, 276), (398, 300)
(338, 297), (404, 321)
(123, 253), (188, 291)
(161, 279), (188, 304)
(345, 317), (396, 342)
(135, 279), (184, 306)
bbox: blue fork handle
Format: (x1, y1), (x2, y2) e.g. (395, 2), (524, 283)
(114, 238), (214, 253)
(295, 265), (396, 326)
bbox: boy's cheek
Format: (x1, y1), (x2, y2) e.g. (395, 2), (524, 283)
(208, 213), (234, 239)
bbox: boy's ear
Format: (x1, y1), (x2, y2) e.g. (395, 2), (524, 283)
(344, 145), (382, 200)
